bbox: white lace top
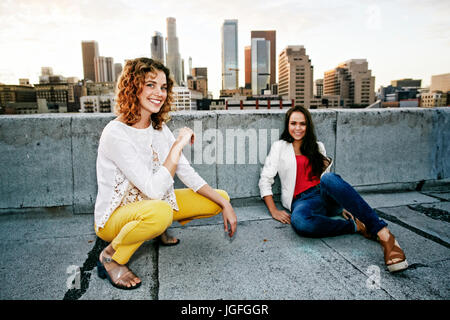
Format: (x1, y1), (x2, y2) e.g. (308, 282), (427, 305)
(94, 120), (207, 231)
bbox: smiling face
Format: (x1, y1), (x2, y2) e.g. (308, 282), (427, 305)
(288, 111), (307, 141)
(137, 70), (167, 116)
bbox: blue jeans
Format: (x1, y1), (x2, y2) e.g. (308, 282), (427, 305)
(290, 172), (388, 238)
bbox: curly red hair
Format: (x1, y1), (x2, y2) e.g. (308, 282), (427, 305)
(114, 57), (174, 130)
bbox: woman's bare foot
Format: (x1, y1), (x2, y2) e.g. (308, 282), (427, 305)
(157, 230), (180, 246)
(99, 244), (141, 289)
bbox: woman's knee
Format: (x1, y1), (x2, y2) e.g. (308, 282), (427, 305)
(321, 172), (338, 184)
(320, 172), (343, 189)
(140, 200), (174, 232)
(291, 213), (320, 237)
(216, 189), (230, 201)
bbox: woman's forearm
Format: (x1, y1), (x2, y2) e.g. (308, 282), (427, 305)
(196, 184), (229, 208)
(263, 195), (278, 214)
(163, 140), (183, 177)
(164, 127), (195, 177)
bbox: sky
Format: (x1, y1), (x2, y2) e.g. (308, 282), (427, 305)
(0, 0), (449, 98)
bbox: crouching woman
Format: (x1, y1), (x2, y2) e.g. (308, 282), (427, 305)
(94, 57), (237, 290)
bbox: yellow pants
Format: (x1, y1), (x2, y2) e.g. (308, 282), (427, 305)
(96, 188), (230, 264)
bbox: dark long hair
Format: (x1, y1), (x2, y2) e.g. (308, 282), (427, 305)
(280, 106), (330, 178)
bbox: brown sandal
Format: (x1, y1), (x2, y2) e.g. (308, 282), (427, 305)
(342, 210), (375, 240)
(97, 253), (142, 290)
(378, 231), (408, 273)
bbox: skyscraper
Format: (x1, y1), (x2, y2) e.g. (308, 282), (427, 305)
(221, 19), (239, 90)
(166, 17), (182, 85)
(430, 73), (449, 92)
(94, 56), (114, 82)
(151, 31), (165, 63)
(94, 56), (106, 82)
(81, 41), (99, 81)
(187, 67), (208, 98)
(188, 57), (193, 76)
(244, 46), (251, 89)
(278, 46), (314, 108)
(251, 30), (276, 85)
(105, 57), (114, 82)
(251, 38), (271, 95)
(324, 59), (375, 107)
(114, 63), (123, 82)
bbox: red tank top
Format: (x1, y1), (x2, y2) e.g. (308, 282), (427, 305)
(293, 155), (320, 198)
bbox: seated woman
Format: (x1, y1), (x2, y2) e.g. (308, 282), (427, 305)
(94, 57), (237, 290)
(258, 106), (408, 273)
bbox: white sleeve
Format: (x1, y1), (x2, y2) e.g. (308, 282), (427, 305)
(258, 141), (281, 198)
(317, 141), (332, 174)
(162, 124), (207, 191)
(100, 127), (174, 200)
(318, 141), (327, 157)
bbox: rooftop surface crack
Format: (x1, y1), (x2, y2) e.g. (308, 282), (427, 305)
(63, 237), (108, 300)
(375, 209), (450, 249)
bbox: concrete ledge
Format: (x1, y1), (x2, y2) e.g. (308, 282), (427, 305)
(0, 114), (73, 208)
(0, 108), (449, 212)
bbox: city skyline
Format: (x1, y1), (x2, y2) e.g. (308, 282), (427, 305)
(0, 0), (449, 98)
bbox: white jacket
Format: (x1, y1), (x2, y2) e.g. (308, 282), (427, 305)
(258, 140), (332, 211)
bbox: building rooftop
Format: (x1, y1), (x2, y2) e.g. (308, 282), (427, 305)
(0, 109), (448, 301)
(0, 188), (448, 300)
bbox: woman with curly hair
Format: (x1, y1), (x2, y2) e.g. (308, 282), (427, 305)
(259, 106), (408, 273)
(94, 57), (237, 290)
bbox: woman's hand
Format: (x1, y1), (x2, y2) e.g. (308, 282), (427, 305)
(221, 202), (237, 238)
(165, 127), (194, 176)
(263, 195), (290, 224)
(196, 185), (237, 238)
(270, 208), (291, 224)
(175, 127), (195, 148)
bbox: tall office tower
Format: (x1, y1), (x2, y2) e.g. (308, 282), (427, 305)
(188, 57), (192, 76)
(430, 73), (450, 92)
(166, 17), (182, 85)
(181, 58), (185, 85)
(94, 56), (106, 82)
(188, 67), (208, 97)
(252, 38), (271, 95)
(324, 59), (375, 107)
(221, 19), (239, 90)
(94, 56), (114, 82)
(105, 57), (114, 82)
(251, 31), (276, 85)
(151, 31), (165, 63)
(39, 67), (54, 83)
(315, 79), (323, 97)
(114, 63), (123, 82)
(244, 46), (251, 89)
(41, 67), (53, 76)
(81, 41), (99, 81)
(278, 46), (314, 108)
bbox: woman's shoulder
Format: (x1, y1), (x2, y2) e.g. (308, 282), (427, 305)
(101, 119), (126, 136)
(159, 122), (173, 137)
(271, 139), (290, 149)
(316, 141), (327, 155)
(100, 120), (139, 146)
(317, 141), (325, 150)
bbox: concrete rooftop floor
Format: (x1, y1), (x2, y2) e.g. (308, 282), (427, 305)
(0, 188), (449, 301)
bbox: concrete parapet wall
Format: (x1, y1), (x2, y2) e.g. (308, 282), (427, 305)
(0, 108), (449, 213)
